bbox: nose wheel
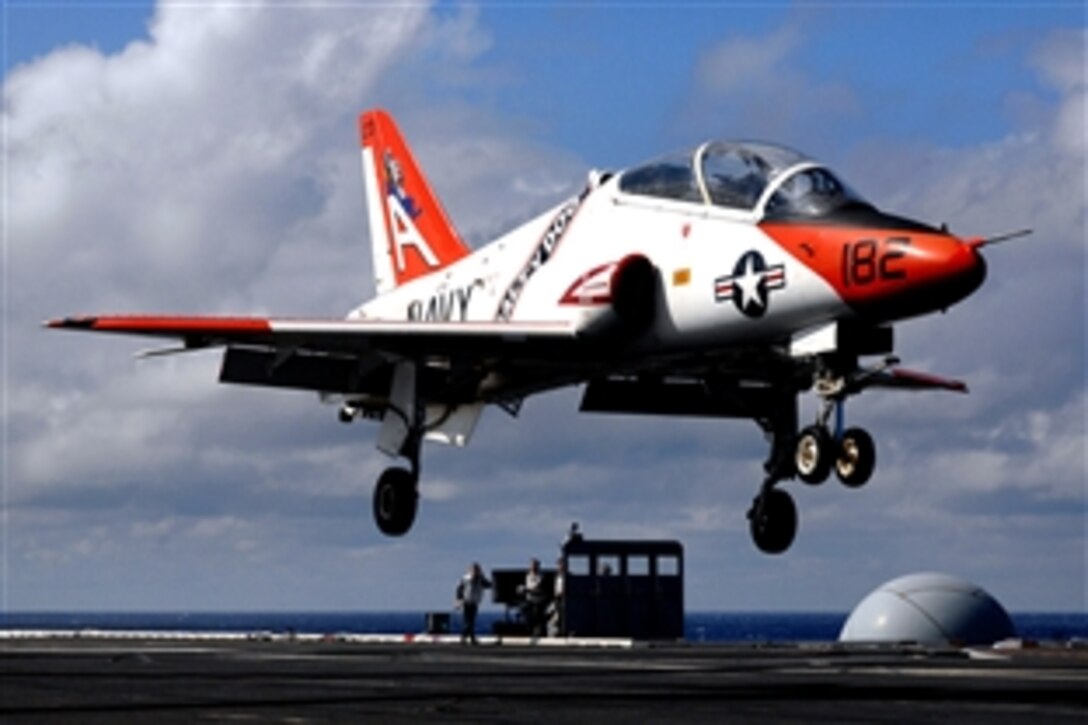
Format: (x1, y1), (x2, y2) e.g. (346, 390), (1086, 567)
(795, 425), (834, 484)
(794, 424), (875, 487)
(835, 427), (875, 487)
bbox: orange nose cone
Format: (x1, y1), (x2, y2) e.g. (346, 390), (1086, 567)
(848, 234), (988, 322)
(941, 239), (988, 307)
(760, 222), (988, 322)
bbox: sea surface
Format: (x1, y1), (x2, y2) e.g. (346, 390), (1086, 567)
(3, 611), (1085, 643)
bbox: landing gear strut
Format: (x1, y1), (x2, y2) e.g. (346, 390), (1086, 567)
(747, 391), (800, 555)
(373, 429), (421, 537)
(746, 363), (880, 554)
(368, 361), (426, 537)
(800, 382), (877, 489)
(794, 421), (876, 488)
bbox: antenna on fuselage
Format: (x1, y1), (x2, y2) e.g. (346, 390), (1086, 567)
(970, 228), (1033, 249)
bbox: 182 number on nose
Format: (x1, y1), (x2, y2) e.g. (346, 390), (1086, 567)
(841, 237), (911, 287)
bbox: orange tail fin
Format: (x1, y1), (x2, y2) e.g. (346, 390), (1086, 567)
(359, 110), (469, 293)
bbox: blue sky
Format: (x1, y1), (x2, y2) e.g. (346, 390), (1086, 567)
(5, 2), (150, 64)
(3, 1), (1085, 615)
(479, 3), (1078, 159)
(4, 2), (1077, 158)
(478, 4), (1032, 156)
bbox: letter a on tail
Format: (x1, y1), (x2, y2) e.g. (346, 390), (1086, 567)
(359, 110), (470, 294)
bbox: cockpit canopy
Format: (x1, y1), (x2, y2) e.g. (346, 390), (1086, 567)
(618, 141), (871, 221)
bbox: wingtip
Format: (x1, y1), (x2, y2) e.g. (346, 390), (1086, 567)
(44, 316), (98, 330)
(936, 378), (969, 394)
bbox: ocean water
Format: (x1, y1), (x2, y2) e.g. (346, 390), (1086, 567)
(3, 611), (1085, 643)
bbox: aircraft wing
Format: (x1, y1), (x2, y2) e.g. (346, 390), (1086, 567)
(46, 315), (579, 356)
(862, 367), (968, 393)
(46, 315), (583, 398)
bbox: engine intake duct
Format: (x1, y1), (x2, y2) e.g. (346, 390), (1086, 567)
(610, 255), (656, 331)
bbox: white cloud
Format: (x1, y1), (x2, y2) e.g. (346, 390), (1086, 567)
(695, 25), (800, 97)
(1031, 27), (1087, 154)
(682, 20), (860, 146)
(881, 393), (1085, 503)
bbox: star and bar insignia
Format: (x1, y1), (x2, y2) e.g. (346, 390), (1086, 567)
(714, 250), (786, 318)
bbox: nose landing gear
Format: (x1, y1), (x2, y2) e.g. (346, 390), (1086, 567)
(797, 370), (878, 489)
(795, 423), (876, 488)
(747, 367), (879, 555)
(835, 427), (876, 488)
(795, 424), (834, 484)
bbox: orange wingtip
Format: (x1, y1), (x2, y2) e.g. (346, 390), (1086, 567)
(45, 315), (273, 334)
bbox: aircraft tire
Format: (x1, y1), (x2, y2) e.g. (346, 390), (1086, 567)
(836, 427), (876, 488)
(373, 467), (418, 536)
(750, 489), (797, 555)
(795, 425), (833, 484)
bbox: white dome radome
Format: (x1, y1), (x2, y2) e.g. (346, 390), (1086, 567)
(839, 572), (1015, 646)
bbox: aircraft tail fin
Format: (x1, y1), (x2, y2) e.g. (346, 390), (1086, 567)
(359, 110), (469, 294)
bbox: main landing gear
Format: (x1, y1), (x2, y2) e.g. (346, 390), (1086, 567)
(746, 371), (877, 554)
(373, 468), (418, 536)
(345, 361), (426, 538)
(372, 433), (421, 537)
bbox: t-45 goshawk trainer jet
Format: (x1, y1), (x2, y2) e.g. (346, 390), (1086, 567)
(49, 110), (1018, 554)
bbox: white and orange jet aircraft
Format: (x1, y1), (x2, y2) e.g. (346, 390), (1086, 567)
(49, 110), (1016, 553)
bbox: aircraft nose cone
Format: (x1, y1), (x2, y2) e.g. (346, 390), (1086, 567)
(945, 241), (987, 305)
(845, 233), (989, 322)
